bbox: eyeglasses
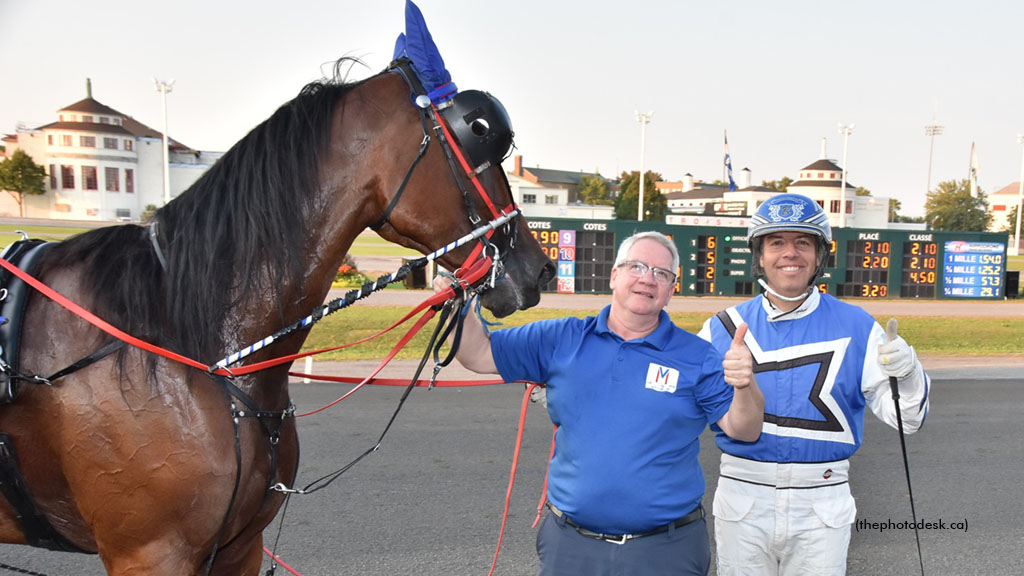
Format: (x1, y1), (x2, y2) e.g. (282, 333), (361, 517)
(618, 260), (677, 286)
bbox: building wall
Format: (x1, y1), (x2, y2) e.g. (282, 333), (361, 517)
(5, 129), (216, 221)
(988, 184), (1022, 232)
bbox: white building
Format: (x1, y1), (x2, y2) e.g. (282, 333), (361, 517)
(988, 181), (1022, 232)
(662, 142), (893, 229)
(504, 155), (614, 220)
(2, 80), (219, 221)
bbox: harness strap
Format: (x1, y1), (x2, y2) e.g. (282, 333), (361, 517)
(0, 434), (86, 553)
(45, 340), (126, 383)
(369, 104), (434, 232)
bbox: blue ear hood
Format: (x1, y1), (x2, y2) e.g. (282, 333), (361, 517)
(393, 0), (457, 104)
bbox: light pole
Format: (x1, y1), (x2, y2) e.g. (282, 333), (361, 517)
(154, 78), (175, 205)
(1013, 134), (1024, 257)
(924, 120), (944, 197)
(635, 111), (653, 222)
(838, 123), (854, 228)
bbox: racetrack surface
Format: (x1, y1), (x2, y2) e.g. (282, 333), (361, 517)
(4, 365), (1022, 576)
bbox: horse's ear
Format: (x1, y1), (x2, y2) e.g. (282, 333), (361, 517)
(397, 0), (455, 103)
(392, 32), (407, 61)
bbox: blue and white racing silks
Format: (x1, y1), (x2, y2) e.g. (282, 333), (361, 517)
(699, 289), (930, 464)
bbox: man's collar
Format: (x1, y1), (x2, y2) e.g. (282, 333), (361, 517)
(595, 306), (673, 348)
(760, 287), (821, 321)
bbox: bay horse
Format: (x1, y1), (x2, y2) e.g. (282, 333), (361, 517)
(0, 59), (554, 574)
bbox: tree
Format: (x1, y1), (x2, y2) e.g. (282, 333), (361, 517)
(888, 198), (903, 222)
(0, 150), (47, 217)
(142, 204), (159, 221)
(1002, 205), (1019, 233)
(614, 170), (666, 221)
(0, 149), (47, 217)
(577, 173), (613, 205)
(924, 179), (992, 231)
(761, 177), (793, 192)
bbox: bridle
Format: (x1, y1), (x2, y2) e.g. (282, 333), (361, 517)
(370, 57), (519, 288)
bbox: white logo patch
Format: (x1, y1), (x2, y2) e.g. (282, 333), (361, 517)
(645, 363), (679, 393)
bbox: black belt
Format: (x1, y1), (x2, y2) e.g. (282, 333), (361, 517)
(547, 502), (704, 545)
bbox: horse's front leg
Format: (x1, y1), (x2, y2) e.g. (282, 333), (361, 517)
(99, 538), (207, 576)
(209, 533), (266, 576)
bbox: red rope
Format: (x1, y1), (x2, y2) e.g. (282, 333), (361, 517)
(289, 372), (504, 387)
(532, 425), (557, 529)
(0, 254), (492, 380)
(0, 256), (223, 375)
(486, 383), (539, 576)
(262, 546), (303, 576)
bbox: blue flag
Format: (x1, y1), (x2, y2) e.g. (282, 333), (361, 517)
(724, 131), (737, 192)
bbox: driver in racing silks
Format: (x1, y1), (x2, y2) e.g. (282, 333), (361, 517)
(697, 193), (931, 576)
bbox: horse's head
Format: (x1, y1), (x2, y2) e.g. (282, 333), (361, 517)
(341, 65), (554, 317)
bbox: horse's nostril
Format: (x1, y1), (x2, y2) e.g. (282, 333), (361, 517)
(539, 261), (556, 288)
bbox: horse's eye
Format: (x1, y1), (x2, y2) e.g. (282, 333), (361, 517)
(470, 119), (490, 137)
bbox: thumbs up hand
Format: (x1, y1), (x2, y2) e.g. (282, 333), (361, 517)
(723, 323), (754, 390)
(878, 318), (916, 379)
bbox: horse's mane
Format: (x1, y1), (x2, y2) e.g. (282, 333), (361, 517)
(46, 59), (369, 363)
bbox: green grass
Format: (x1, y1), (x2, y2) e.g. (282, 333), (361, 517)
(0, 224), (94, 242)
(300, 306), (1024, 360)
(1009, 254), (1024, 272)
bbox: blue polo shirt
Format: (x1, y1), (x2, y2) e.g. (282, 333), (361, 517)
(491, 305), (733, 534)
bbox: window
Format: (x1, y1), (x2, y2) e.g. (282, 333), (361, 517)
(61, 165), (75, 189)
(817, 172), (824, 178)
(54, 203), (71, 213)
(522, 193), (536, 204)
(80, 135), (96, 148)
(845, 200), (853, 214)
(49, 165), (57, 189)
(545, 195), (559, 204)
(994, 205), (1006, 211)
(126, 169), (134, 193)
(82, 115), (93, 123)
(48, 134), (54, 145)
(105, 167), (119, 192)
(124, 139), (133, 151)
(61, 134), (73, 146)
(99, 117), (110, 124)
(830, 200), (841, 213)
(111, 118), (121, 126)
(82, 166), (98, 190)
(115, 209), (131, 220)
(103, 137), (118, 149)
(815, 199), (824, 208)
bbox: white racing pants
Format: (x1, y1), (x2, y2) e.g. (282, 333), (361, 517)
(713, 454), (857, 576)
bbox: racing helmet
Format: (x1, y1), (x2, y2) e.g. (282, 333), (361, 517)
(748, 193), (832, 282)
(438, 90), (513, 173)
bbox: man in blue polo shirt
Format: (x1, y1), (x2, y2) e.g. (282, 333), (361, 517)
(435, 231), (764, 576)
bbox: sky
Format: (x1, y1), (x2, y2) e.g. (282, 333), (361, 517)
(2, 0), (1023, 217)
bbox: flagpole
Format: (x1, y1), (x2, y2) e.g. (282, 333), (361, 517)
(635, 111), (653, 221)
(838, 123), (855, 228)
(724, 130), (736, 192)
(969, 142), (979, 198)
(1013, 134), (1024, 257)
